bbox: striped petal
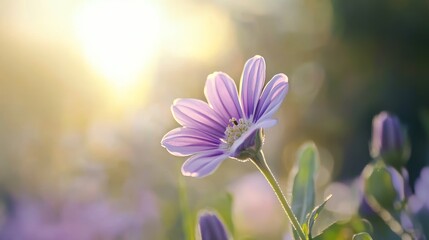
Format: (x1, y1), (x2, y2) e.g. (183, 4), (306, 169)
(161, 128), (221, 157)
(205, 72), (243, 124)
(239, 55), (266, 119)
(172, 99), (225, 138)
(182, 150), (229, 178)
(255, 74), (288, 122)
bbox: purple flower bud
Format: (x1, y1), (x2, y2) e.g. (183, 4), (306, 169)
(198, 212), (229, 240)
(371, 112), (408, 167)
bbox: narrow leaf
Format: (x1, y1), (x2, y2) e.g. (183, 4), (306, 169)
(292, 142), (319, 223)
(307, 195), (331, 239)
(291, 142), (319, 239)
(178, 175), (195, 240)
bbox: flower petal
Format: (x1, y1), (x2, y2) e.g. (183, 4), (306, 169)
(182, 150), (229, 178)
(386, 166), (405, 201)
(415, 167), (429, 203)
(255, 73), (288, 122)
(161, 128), (221, 157)
(172, 99), (225, 138)
(229, 119), (277, 155)
(205, 72), (243, 123)
(239, 55), (266, 119)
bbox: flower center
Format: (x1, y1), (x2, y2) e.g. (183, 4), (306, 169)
(223, 118), (251, 148)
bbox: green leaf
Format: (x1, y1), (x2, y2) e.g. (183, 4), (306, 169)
(312, 216), (373, 240)
(352, 232), (373, 240)
(291, 142), (319, 239)
(302, 223), (309, 237)
(307, 195), (331, 239)
(364, 163), (398, 211)
(292, 142), (318, 222)
(178, 175), (195, 240)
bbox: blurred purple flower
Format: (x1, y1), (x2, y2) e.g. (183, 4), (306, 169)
(371, 112), (408, 167)
(0, 193), (157, 240)
(408, 167), (429, 213)
(198, 211), (229, 240)
(229, 173), (283, 237)
(408, 167), (429, 239)
(401, 168), (413, 198)
(161, 55), (288, 177)
(387, 166), (406, 202)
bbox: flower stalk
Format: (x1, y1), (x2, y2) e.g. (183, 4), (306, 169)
(250, 150), (307, 240)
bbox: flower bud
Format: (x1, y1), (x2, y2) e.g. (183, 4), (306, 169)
(198, 211), (229, 240)
(371, 112), (409, 168)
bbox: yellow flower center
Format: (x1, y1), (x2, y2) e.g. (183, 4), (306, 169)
(223, 118), (251, 148)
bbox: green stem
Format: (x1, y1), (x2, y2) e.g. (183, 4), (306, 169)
(251, 150), (307, 240)
(178, 175), (195, 240)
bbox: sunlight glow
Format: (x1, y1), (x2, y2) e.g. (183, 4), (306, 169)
(165, 5), (235, 61)
(74, 0), (161, 91)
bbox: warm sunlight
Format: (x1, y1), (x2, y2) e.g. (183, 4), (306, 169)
(165, 4), (235, 62)
(74, 0), (161, 92)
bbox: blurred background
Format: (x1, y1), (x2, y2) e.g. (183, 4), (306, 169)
(0, 0), (428, 239)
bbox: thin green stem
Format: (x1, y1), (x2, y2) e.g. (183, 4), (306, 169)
(251, 151), (307, 240)
(178, 174), (195, 240)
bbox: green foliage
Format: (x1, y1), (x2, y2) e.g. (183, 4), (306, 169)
(292, 142), (318, 223)
(352, 232), (373, 240)
(178, 176), (195, 240)
(307, 195), (331, 239)
(291, 142), (319, 239)
(313, 217), (373, 240)
(363, 163), (398, 211)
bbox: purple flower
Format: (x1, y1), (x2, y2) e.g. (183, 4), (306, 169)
(408, 167), (429, 213)
(0, 193), (157, 240)
(161, 55), (288, 178)
(371, 112), (408, 167)
(408, 167), (429, 239)
(198, 211), (229, 240)
(386, 166), (406, 202)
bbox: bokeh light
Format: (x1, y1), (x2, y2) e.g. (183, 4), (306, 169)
(163, 3), (236, 62)
(73, 0), (161, 92)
